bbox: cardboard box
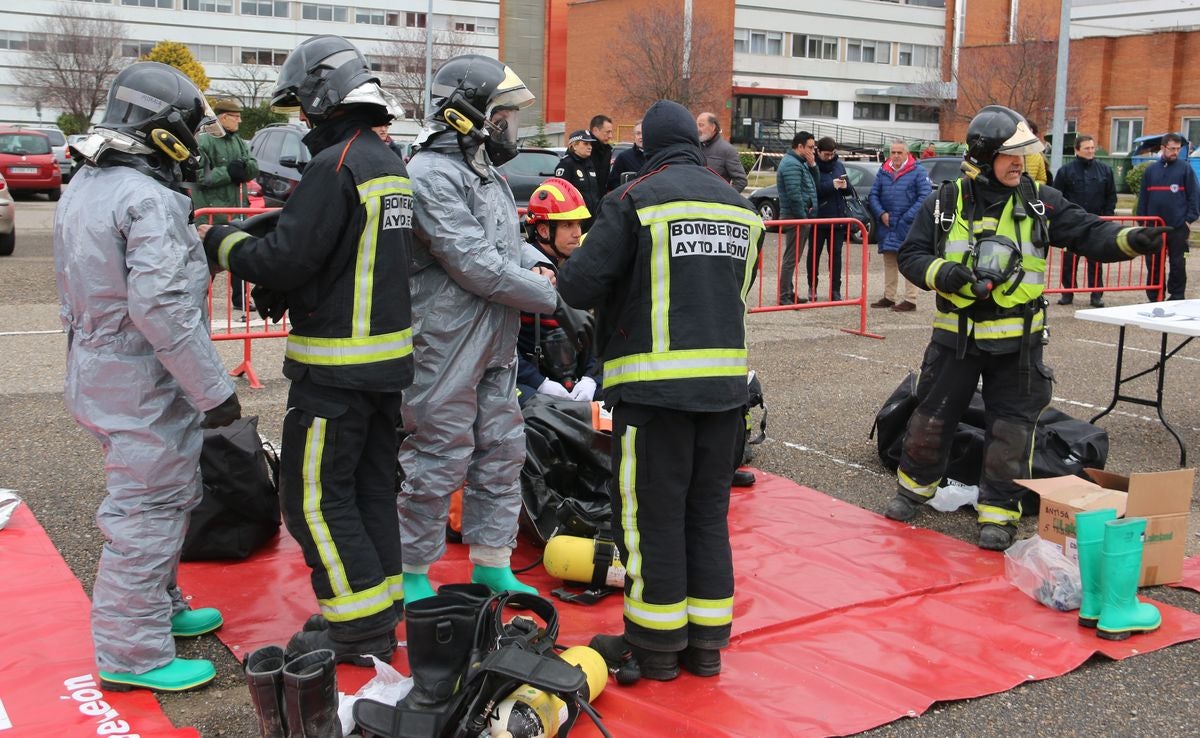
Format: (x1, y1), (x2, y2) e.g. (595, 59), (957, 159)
(1016, 468), (1194, 586)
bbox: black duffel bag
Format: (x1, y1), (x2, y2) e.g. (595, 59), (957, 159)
(182, 415), (281, 561)
(871, 372), (1109, 510)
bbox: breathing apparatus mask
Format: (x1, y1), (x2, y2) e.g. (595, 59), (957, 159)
(967, 235), (1024, 299)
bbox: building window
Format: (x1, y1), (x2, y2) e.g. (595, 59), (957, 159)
(302, 3), (346, 21)
(365, 56), (399, 73)
(122, 0), (173, 7)
(0, 31), (30, 50)
(793, 34), (838, 61)
(847, 39), (890, 64)
(184, 0), (231, 10)
(799, 99), (838, 118)
(454, 19), (475, 32)
(242, 0), (288, 17)
(898, 43), (939, 69)
(405, 11), (426, 28)
(895, 104), (939, 123)
(1183, 118), (1200, 150)
(188, 43), (234, 63)
(1110, 118), (1143, 154)
(748, 30), (783, 56)
(242, 47), (288, 65)
(733, 28), (748, 54)
(355, 7), (397, 25)
(854, 102), (890, 121)
(121, 40), (156, 58)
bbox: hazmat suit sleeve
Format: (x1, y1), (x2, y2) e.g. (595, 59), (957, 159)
(126, 191), (235, 411)
(557, 194), (639, 310)
(412, 167), (556, 313)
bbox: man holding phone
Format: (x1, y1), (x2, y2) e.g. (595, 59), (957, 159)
(808, 136), (849, 301)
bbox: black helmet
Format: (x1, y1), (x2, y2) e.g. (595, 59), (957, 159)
(429, 54), (533, 140)
(272, 35), (377, 122)
(99, 61), (219, 163)
(962, 105), (1043, 181)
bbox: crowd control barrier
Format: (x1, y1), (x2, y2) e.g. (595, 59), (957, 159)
(195, 206), (286, 389)
(1044, 215), (1168, 302)
(751, 217), (883, 339)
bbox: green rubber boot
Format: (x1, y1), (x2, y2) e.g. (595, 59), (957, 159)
(170, 607), (224, 637)
(471, 565), (538, 595)
(403, 572), (437, 604)
(1097, 517), (1161, 640)
(1074, 508), (1117, 628)
(99, 658), (216, 692)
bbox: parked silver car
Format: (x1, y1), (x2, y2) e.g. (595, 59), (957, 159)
(19, 126), (72, 182)
(0, 172), (15, 256)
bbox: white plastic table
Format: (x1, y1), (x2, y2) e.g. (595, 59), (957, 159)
(1075, 299), (1200, 465)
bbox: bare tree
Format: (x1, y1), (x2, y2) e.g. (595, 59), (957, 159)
(210, 66), (278, 107)
(610, 7), (730, 114)
(14, 4), (128, 124)
(372, 30), (472, 122)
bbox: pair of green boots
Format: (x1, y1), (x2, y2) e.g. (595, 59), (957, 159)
(1075, 509), (1161, 640)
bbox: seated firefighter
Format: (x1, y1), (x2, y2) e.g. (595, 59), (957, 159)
(517, 177), (599, 404)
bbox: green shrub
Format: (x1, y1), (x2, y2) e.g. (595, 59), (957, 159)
(56, 113), (90, 135)
(238, 103), (286, 140)
(1125, 162), (1149, 203)
(739, 151), (755, 173)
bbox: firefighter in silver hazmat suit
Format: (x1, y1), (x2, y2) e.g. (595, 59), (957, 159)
(399, 55), (558, 602)
(55, 61), (240, 693)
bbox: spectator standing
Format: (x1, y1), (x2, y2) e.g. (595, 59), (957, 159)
(1136, 132), (1200, 301)
(372, 123), (407, 160)
(555, 129), (600, 231)
(57, 62), (239, 693)
(868, 140), (931, 312)
(192, 98), (259, 315)
(397, 54), (557, 603)
(696, 111), (748, 193)
(201, 36), (414, 664)
(776, 130), (818, 305)
(809, 136), (849, 301)
(558, 99), (763, 682)
(608, 119), (645, 191)
(1023, 120), (1049, 184)
(1053, 134), (1117, 307)
(589, 114), (615, 193)
(883, 105), (1168, 551)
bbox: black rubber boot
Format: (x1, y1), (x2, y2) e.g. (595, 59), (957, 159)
(285, 627), (394, 667)
(590, 633), (678, 681)
(244, 645), (287, 738)
(731, 470), (756, 487)
(884, 492), (924, 522)
(435, 582), (494, 609)
(680, 645), (721, 677)
(401, 594), (480, 708)
(979, 523), (1016, 551)
(282, 649), (338, 738)
(302, 613), (399, 651)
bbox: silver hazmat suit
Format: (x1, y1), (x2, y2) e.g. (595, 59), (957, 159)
(399, 134), (557, 567)
(55, 163), (234, 673)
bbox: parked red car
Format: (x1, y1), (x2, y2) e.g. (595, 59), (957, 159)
(0, 129), (62, 200)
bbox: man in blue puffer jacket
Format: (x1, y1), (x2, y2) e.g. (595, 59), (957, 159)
(868, 140), (931, 312)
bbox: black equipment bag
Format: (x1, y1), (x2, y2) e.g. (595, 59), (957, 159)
(871, 372), (1109, 511)
(182, 415), (281, 561)
(842, 181), (874, 241)
(519, 396), (612, 545)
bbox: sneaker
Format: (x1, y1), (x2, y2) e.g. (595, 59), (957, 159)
(779, 294), (795, 306)
(870, 298), (895, 308)
(1056, 295), (1074, 305)
(680, 646), (721, 677)
(285, 627), (394, 667)
(978, 523), (1016, 551)
(884, 493), (923, 522)
(891, 300), (916, 312)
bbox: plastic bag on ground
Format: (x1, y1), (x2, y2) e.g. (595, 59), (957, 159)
(0, 490), (21, 530)
(928, 480), (978, 512)
(1004, 535), (1081, 612)
(338, 654), (413, 737)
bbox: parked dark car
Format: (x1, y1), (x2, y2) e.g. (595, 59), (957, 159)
(748, 160), (879, 241)
(496, 147), (560, 207)
(248, 123), (309, 207)
(919, 156), (965, 185)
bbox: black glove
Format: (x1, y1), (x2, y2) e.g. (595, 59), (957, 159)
(250, 284), (289, 323)
(933, 262), (975, 293)
(1127, 226), (1172, 255)
(227, 159), (250, 184)
(202, 393), (242, 429)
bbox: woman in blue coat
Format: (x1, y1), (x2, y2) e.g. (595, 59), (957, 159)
(868, 141), (931, 311)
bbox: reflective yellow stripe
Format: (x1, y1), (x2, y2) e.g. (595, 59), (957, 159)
(286, 328), (413, 366)
(898, 469), (938, 499)
(687, 596), (733, 627)
(977, 504), (1021, 525)
(636, 201), (763, 228)
(355, 195), (380, 338)
(618, 425), (643, 601)
(650, 221), (670, 353)
(318, 580), (395, 622)
(217, 230), (250, 271)
(356, 175), (412, 202)
(1116, 227), (1140, 257)
(624, 596), (688, 631)
(603, 348), (747, 387)
(302, 417), (351, 596)
(386, 574), (404, 604)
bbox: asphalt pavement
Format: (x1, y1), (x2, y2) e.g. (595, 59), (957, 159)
(2, 194), (1199, 737)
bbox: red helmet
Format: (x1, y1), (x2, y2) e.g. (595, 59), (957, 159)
(525, 178), (591, 226)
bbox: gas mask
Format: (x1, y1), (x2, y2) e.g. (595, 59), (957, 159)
(969, 235), (1024, 299)
(483, 107), (520, 166)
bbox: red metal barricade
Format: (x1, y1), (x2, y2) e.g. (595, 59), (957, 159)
(194, 206), (287, 389)
(751, 217), (883, 339)
(1044, 215), (1167, 302)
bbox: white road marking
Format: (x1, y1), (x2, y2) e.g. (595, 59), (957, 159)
(771, 438), (889, 478)
(0, 329), (63, 336)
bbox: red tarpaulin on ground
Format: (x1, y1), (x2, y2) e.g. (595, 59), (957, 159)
(1170, 555), (1200, 593)
(0, 504), (198, 738)
(177, 472), (1200, 737)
